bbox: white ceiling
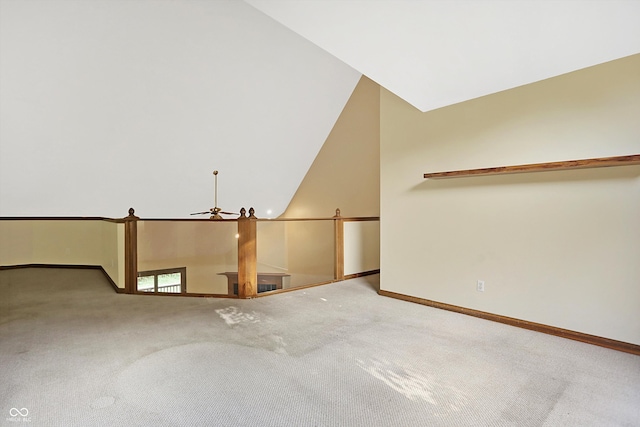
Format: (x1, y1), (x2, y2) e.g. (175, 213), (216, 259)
(0, 0), (360, 218)
(2, 0), (639, 218)
(245, 0), (640, 112)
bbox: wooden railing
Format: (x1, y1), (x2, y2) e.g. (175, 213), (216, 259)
(125, 208), (379, 298)
(1, 210), (379, 297)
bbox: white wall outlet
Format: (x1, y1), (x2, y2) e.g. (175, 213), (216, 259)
(477, 280), (485, 292)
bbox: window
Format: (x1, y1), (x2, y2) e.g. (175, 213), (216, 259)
(137, 267), (186, 294)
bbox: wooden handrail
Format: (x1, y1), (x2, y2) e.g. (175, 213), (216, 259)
(423, 154), (640, 179)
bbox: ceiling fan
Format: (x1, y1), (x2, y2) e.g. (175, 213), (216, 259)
(190, 170), (238, 220)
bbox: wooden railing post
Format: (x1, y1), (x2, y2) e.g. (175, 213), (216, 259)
(237, 207), (257, 298)
(124, 208), (139, 294)
(334, 208), (344, 281)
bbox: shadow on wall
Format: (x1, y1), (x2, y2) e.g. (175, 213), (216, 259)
(361, 274), (380, 292)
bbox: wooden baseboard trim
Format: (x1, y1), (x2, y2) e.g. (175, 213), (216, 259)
(133, 291), (236, 298)
(379, 289), (640, 356)
(0, 264), (124, 293)
(344, 269), (380, 280)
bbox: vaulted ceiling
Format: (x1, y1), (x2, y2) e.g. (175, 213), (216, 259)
(1, 0), (638, 218)
(246, 0), (640, 112)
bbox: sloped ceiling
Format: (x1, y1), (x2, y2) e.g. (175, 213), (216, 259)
(2, 0), (639, 219)
(0, 0), (360, 218)
(245, 0), (640, 112)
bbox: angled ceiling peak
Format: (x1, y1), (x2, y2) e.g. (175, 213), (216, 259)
(245, 0), (640, 112)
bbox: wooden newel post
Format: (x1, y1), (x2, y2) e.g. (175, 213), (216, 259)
(124, 208), (139, 294)
(237, 207), (257, 298)
(334, 208), (344, 281)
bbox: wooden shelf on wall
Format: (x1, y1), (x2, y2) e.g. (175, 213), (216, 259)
(423, 154), (640, 179)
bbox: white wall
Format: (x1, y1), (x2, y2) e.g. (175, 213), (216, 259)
(380, 55), (640, 345)
(0, 0), (360, 219)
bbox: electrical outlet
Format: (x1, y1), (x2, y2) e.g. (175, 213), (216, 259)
(477, 280), (485, 292)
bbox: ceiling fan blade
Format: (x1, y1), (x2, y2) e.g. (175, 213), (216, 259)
(190, 211), (211, 215)
(219, 211), (239, 215)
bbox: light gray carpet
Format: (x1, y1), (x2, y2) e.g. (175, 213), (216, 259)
(1, 268), (639, 426)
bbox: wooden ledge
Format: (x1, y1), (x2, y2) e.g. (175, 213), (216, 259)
(423, 154), (640, 179)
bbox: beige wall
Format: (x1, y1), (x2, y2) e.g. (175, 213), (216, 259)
(136, 221), (238, 294)
(284, 220), (335, 287)
(0, 220), (123, 287)
(344, 220), (380, 276)
(100, 221), (123, 287)
(282, 76), (380, 218)
(257, 220), (335, 288)
(380, 54), (640, 345)
(275, 75), (381, 287)
(258, 219), (378, 288)
(256, 221), (289, 275)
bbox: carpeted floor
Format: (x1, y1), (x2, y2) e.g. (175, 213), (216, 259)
(1, 267), (639, 426)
